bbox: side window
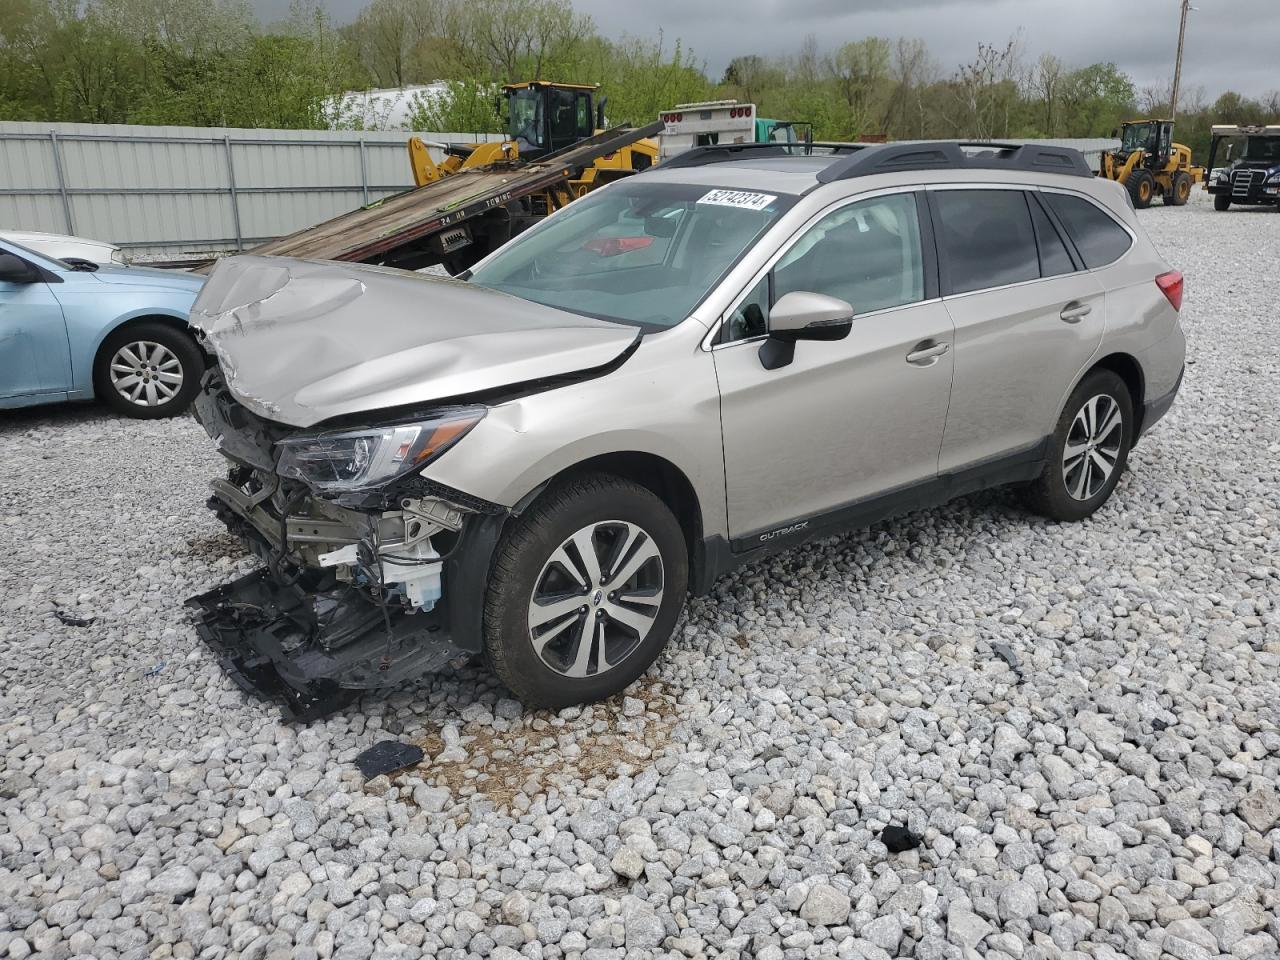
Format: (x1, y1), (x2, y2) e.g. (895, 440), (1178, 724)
(725, 275), (770, 342)
(576, 94), (592, 137)
(933, 189), (1039, 294)
(774, 192), (924, 313)
(1028, 193), (1076, 278)
(720, 192), (924, 343)
(1042, 193), (1132, 269)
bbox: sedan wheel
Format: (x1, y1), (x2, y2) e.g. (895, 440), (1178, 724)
(1062, 394), (1124, 501)
(527, 520), (664, 678)
(94, 321), (204, 418)
(109, 340), (184, 408)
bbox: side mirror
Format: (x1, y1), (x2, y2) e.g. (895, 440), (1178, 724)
(493, 95), (504, 119)
(0, 252), (39, 284)
(596, 95), (608, 130)
(1226, 144), (1235, 161)
(758, 291), (853, 370)
(1110, 128), (1118, 139)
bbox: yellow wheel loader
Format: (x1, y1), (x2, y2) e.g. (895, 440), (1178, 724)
(408, 81), (658, 205)
(1099, 119), (1204, 209)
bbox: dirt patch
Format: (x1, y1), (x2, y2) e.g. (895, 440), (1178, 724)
(402, 682), (679, 809)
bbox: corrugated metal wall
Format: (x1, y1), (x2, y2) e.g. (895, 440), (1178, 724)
(0, 122), (502, 257)
(0, 124), (1121, 258)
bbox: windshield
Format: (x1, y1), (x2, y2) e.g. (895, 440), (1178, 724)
(1242, 136), (1280, 163)
(508, 89), (543, 148)
(468, 181), (796, 328)
(1120, 123), (1153, 151)
(0, 237), (70, 270)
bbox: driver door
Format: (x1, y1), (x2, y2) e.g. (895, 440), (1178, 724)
(712, 190), (955, 544)
(0, 246), (72, 401)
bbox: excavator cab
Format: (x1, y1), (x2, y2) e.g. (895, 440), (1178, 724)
(1117, 120), (1174, 170)
(408, 81), (608, 187)
(503, 82), (604, 160)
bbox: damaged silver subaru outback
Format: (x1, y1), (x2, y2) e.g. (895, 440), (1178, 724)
(188, 141), (1185, 718)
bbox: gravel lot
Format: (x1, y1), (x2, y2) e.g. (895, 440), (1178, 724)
(2, 193), (1278, 960)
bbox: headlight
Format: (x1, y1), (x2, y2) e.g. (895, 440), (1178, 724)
(1216, 170), (1229, 183)
(1267, 172), (1280, 183)
(276, 407), (485, 493)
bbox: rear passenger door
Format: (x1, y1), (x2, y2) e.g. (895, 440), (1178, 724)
(930, 187), (1106, 473)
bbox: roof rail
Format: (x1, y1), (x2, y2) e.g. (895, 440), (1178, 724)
(815, 141), (1093, 182)
(657, 141), (867, 170)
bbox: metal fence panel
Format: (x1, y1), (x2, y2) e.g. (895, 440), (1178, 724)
(0, 121), (501, 257)
(1, 124), (1118, 258)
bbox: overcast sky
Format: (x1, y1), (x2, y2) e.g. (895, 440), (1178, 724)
(263, 0), (1280, 101)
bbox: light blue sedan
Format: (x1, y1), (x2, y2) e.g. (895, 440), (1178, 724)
(0, 237), (206, 417)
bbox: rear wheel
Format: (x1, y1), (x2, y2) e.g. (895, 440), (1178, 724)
(483, 474), (689, 708)
(93, 321), (203, 418)
(1026, 369), (1133, 522)
(1127, 170), (1155, 209)
(1214, 193), (1232, 211)
(1164, 171), (1191, 206)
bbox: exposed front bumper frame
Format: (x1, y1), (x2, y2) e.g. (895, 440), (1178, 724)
(189, 487), (507, 721)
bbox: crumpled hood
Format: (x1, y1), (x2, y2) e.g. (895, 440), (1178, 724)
(189, 255), (641, 428)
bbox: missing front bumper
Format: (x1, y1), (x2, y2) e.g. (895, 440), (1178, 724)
(186, 569), (467, 721)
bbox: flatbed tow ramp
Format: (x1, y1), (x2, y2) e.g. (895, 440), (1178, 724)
(239, 122), (663, 272)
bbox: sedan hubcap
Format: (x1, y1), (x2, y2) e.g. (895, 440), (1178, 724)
(1063, 393), (1123, 501)
(109, 341), (183, 407)
(527, 520), (664, 678)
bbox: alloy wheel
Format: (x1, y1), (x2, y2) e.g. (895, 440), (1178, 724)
(527, 520), (664, 678)
(109, 340), (184, 407)
(1062, 394), (1124, 501)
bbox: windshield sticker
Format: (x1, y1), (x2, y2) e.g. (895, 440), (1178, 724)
(697, 189), (777, 211)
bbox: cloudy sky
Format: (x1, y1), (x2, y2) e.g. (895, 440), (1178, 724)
(262, 0), (1280, 100)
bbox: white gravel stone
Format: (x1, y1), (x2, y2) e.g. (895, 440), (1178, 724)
(799, 884), (852, 926)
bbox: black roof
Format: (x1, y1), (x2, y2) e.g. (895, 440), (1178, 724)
(659, 140), (1093, 181)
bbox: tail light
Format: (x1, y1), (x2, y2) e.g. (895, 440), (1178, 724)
(1156, 271), (1184, 311)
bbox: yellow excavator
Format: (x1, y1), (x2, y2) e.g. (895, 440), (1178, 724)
(408, 81), (658, 205)
(1098, 119), (1204, 208)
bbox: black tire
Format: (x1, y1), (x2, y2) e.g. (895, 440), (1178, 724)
(1214, 193), (1231, 211)
(93, 321), (204, 419)
(1025, 369), (1133, 522)
(483, 473), (689, 709)
(1164, 171), (1191, 206)
(1127, 170), (1155, 209)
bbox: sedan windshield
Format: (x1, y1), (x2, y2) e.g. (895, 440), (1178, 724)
(468, 181), (795, 328)
(0, 237), (70, 270)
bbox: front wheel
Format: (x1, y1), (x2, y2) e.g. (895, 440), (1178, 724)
(483, 474), (689, 708)
(1127, 170), (1155, 209)
(1025, 369), (1133, 522)
(1214, 193), (1231, 211)
(93, 321), (204, 418)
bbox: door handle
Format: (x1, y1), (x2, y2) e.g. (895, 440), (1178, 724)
(905, 340), (950, 365)
(1060, 301), (1092, 323)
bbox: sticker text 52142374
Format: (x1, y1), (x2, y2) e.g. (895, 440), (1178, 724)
(697, 189), (777, 212)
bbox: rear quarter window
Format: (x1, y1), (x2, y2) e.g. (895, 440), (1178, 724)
(1042, 193), (1132, 269)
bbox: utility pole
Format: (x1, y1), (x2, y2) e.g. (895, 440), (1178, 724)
(1170, 0), (1191, 120)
